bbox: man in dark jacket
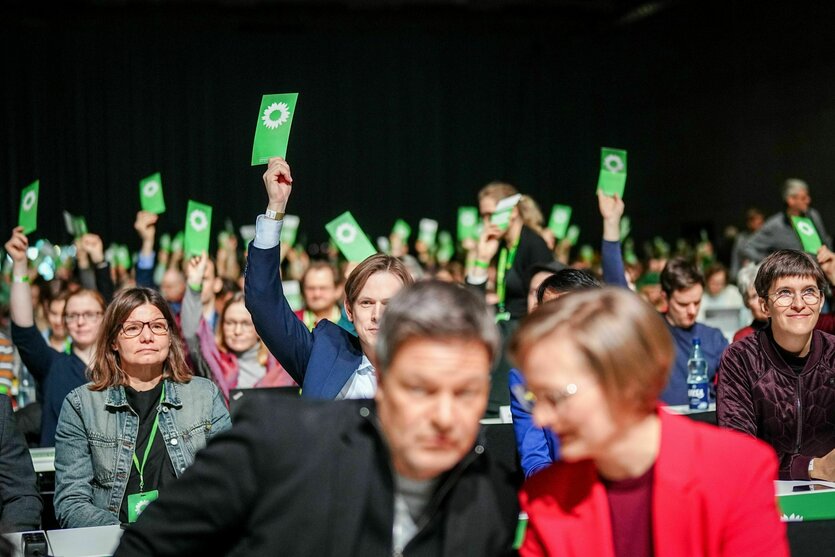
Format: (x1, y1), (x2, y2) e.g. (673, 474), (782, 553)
(0, 394), (42, 532)
(718, 249), (835, 480)
(114, 281), (519, 557)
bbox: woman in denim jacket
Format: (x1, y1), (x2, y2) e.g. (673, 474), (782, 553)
(54, 287), (231, 528)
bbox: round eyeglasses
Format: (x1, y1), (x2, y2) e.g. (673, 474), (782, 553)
(767, 287), (822, 308)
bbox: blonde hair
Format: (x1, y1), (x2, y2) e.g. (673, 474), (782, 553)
(517, 194), (545, 233)
(478, 182), (518, 203)
(509, 287), (673, 414)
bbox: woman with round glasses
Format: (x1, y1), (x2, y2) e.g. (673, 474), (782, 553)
(718, 249), (835, 480)
(182, 254), (295, 402)
(510, 287), (787, 556)
(6, 227), (108, 446)
(53, 287), (230, 528)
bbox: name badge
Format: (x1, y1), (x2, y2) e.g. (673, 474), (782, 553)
(127, 489), (159, 523)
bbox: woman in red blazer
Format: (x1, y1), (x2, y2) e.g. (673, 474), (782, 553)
(509, 287), (788, 557)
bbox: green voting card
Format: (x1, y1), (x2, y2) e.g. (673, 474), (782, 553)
(791, 216), (823, 254)
(457, 207), (479, 242)
(418, 219), (438, 249)
(139, 172), (166, 214)
(251, 93), (299, 165)
(18, 181), (39, 234)
(325, 211), (377, 262)
(391, 219), (412, 242)
(437, 231), (455, 264)
(63, 211), (88, 239)
(597, 147), (627, 198)
(184, 200), (213, 258)
(566, 224), (580, 246)
(280, 215), (300, 247)
(491, 194), (522, 231)
(547, 204), (572, 240)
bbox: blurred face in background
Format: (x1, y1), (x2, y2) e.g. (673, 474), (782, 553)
(745, 285), (768, 322)
(221, 302), (260, 353)
(706, 270), (727, 297)
(303, 267), (339, 314)
(161, 269), (186, 303)
(786, 189), (811, 215)
(64, 293), (104, 349)
(47, 298), (67, 338)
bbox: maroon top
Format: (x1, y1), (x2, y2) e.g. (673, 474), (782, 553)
(602, 465), (655, 557)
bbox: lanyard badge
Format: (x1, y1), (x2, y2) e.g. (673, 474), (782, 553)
(126, 384), (165, 523)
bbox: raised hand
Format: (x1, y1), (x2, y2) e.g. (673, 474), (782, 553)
(186, 253), (208, 290)
(4, 227), (29, 268)
(80, 233), (105, 265)
(598, 191), (625, 242)
(262, 157), (294, 212)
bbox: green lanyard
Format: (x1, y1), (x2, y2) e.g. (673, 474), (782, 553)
(132, 384), (165, 493)
(303, 310), (316, 331)
(495, 240), (519, 314)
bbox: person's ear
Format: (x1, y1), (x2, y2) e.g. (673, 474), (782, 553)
(759, 296), (770, 318)
(344, 301), (354, 323)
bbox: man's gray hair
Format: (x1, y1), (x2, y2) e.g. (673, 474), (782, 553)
(376, 280), (501, 372)
(782, 178), (809, 201)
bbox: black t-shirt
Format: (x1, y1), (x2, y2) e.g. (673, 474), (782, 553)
(119, 381), (177, 523)
(767, 327), (811, 374)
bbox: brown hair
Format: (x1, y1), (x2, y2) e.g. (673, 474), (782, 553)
(89, 287), (192, 390)
(343, 254), (414, 309)
(660, 257), (704, 297)
(509, 288), (673, 414)
(754, 249), (828, 298)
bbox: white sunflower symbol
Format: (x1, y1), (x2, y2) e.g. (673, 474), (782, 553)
(460, 212), (476, 227)
(143, 181), (160, 198)
(796, 221), (815, 236)
(134, 499), (151, 515)
(553, 211), (567, 223)
(22, 191), (37, 211)
(262, 102), (291, 130)
(189, 210), (209, 232)
(603, 154), (625, 173)
(335, 222), (358, 244)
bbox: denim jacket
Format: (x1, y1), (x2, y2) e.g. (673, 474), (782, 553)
(54, 377), (231, 528)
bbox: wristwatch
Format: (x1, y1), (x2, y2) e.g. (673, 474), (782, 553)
(809, 459), (815, 478)
(265, 209), (285, 221)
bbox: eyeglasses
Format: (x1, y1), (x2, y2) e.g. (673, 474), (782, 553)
(222, 320), (255, 331)
(767, 287), (823, 308)
(65, 311), (103, 324)
(511, 382), (578, 413)
(121, 320), (169, 338)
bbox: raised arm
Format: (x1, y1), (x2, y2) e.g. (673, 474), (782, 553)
(6, 228), (55, 382)
(81, 233), (115, 304)
(245, 158), (314, 386)
(597, 191), (628, 288)
(134, 211), (158, 288)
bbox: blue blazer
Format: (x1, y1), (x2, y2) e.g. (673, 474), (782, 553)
(509, 369), (560, 477)
(245, 243), (363, 399)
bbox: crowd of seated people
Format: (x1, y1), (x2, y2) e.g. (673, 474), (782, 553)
(2, 159), (834, 556)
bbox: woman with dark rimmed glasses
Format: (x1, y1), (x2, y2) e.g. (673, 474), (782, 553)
(53, 287), (230, 528)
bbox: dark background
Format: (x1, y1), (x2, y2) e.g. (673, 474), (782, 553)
(2, 0), (835, 252)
